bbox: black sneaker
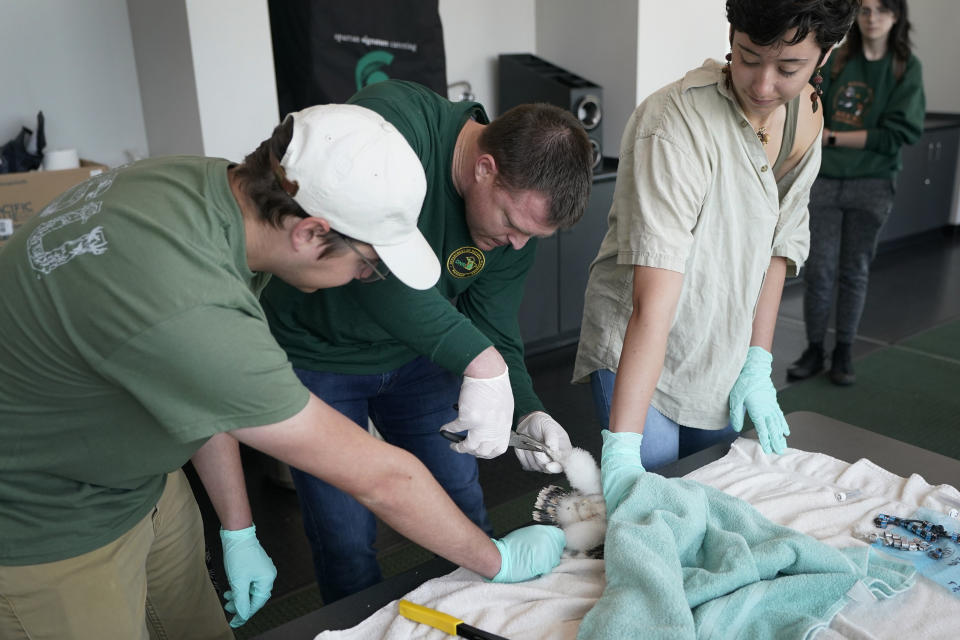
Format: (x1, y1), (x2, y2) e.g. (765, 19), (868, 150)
(830, 343), (856, 386)
(787, 343), (825, 380)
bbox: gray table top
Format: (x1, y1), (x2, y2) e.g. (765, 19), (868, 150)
(254, 411), (960, 639)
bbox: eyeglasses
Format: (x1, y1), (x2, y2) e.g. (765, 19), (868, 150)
(342, 236), (390, 283)
(859, 6), (893, 18)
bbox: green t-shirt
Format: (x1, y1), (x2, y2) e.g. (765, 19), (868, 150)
(0, 157), (309, 565)
(261, 80), (544, 420)
(820, 51), (925, 179)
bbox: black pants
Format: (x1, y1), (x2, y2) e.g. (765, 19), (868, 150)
(802, 177), (895, 345)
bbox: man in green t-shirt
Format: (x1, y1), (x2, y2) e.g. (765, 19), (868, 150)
(0, 104), (566, 639)
(260, 80), (595, 602)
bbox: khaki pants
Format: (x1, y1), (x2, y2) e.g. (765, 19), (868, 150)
(0, 470), (233, 640)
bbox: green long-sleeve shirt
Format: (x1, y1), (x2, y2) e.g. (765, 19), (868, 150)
(261, 80), (544, 420)
(819, 51), (925, 179)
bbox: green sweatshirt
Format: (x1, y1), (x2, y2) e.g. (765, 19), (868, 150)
(819, 51), (925, 179)
(261, 81), (544, 420)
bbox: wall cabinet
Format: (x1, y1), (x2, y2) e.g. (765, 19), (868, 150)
(519, 159), (617, 353)
(880, 118), (960, 244)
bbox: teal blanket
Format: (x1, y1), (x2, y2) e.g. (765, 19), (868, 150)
(577, 432), (916, 639)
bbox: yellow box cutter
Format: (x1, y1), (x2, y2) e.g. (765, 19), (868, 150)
(398, 600), (509, 640)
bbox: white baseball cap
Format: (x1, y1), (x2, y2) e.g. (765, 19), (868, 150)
(279, 104), (439, 290)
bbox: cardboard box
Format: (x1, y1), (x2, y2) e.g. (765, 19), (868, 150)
(0, 160), (109, 250)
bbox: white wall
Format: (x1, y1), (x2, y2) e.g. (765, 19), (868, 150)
(635, 1), (728, 106)
(476, 0), (726, 156)
(535, 0), (639, 160)
(184, 0), (279, 162)
(127, 0), (204, 158)
(439, 0), (536, 113)
(128, 0), (279, 163)
(446, 0), (724, 157)
(2, 0), (957, 169)
(910, 0), (960, 113)
(0, 0), (148, 167)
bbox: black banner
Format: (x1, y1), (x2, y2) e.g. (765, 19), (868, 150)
(268, 0), (447, 118)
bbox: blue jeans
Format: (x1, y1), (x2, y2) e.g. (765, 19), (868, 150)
(590, 369), (737, 470)
(289, 357), (492, 603)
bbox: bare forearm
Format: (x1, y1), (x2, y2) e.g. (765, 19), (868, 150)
(190, 432), (253, 530)
(609, 314), (669, 433)
(609, 266), (684, 434)
(352, 449), (502, 577)
(822, 128), (868, 149)
(231, 397), (502, 578)
(750, 257), (787, 350)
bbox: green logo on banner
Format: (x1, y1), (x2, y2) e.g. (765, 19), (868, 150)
(355, 51), (394, 90)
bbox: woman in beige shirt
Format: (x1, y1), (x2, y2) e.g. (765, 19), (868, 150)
(574, 0), (860, 468)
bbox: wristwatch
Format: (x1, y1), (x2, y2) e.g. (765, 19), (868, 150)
(827, 132), (837, 147)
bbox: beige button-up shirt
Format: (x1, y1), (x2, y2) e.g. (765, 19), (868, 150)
(573, 59), (820, 429)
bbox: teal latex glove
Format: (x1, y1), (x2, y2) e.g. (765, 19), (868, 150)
(600, 430), (645, 514)
(489, 525), (565, 583)
(220, 525), (277, 628)
(728, 346), (790, 455)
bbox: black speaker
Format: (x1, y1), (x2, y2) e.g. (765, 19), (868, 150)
(498, 53), (603, 169)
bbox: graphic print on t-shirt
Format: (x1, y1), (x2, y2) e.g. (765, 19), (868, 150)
(831, 81), (874, 128)
(27, 171), (116, 275)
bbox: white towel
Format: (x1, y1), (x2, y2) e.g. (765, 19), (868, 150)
(314, 438), (960, 640)
(688, 439), (960, 640)
(314, 559), (603, 640)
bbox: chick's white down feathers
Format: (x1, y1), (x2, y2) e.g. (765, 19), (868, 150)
(562, 447), (602, 496)
(532, 447), (606, 556)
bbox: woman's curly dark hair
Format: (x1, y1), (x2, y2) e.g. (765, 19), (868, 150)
(726, 0), (861, 53)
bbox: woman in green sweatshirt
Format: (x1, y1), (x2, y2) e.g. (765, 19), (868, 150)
(789, 0), (925, 385)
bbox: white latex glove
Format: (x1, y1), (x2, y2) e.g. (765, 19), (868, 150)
(514, 411), (572, 474)
(440, 368), (513, 458)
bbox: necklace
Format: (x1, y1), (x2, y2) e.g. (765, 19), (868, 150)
(756, 126), (770, 146)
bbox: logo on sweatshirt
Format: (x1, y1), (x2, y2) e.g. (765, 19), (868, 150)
(832, 81), (874, 128)
(446, 246), (485, 278)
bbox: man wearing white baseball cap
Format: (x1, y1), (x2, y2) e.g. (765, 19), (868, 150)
(276, 104), (439, 290)
(262, 80), (595, 603)
(0, 103), (565, 639)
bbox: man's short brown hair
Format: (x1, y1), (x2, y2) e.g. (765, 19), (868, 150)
(478, 103), (593, 230)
